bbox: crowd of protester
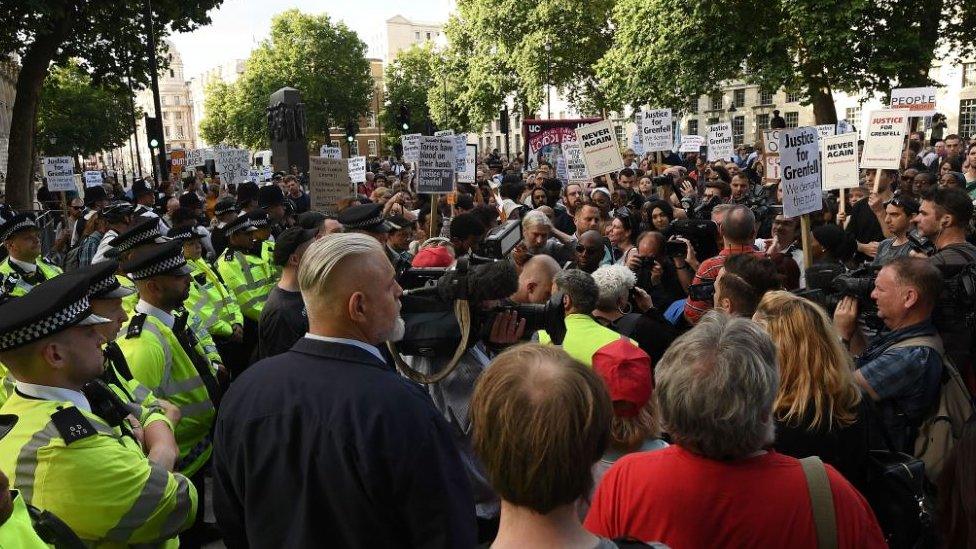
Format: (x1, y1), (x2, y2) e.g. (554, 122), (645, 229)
(0, 130), (974, 548)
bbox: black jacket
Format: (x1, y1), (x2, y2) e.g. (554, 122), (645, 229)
(213, 338), (477, 548)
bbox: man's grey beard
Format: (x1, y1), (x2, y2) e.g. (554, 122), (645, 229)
(381, 316), (406, 343)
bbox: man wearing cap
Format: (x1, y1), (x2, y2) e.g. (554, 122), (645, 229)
(132, 179), (170, 236)
(246, 210), (278, 276)
(0, 273), (198, 545)
(0, 213), (62, 297)
(258, 185), (287, 238)
(255, 227), (317, 361)
(209, 197), (238, 257)
(338, 201), (395, 247)
(216, 214), (274, 372)
(90, 201), (134, 265)
(386, 215), (414, 276)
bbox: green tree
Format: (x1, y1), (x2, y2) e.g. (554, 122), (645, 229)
(36, 62), (137, 166)
(199, 9), (374, 150)
(0, 0), (221, 209)
(597, 0), (976, 124)
(198, 80), (236, 146)
(379, 44), (437, 147)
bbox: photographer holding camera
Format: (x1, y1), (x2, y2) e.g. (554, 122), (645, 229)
(631, 231), (689, 310)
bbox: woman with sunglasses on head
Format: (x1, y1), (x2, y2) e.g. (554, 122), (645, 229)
(608, 208), (639, 266)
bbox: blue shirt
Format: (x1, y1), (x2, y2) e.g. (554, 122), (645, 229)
(857, 321), (943, 450)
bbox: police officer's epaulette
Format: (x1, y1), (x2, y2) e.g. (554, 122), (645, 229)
(50, 406), (97, 444)
(224, 248), (235, 262)
(193, 272), (207, 285)
(126, 314), (148, 339)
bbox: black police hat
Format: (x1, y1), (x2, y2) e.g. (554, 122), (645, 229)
(84, 185), (108, 206)
(246, 210), (270, 230)
(100, 201), (134, 222)
(236, 182), (259, 204)
(74, 260), (136, 300)
(167, 225), (206, 241)
(386, 215), (415, 231)
(178, 192), (203, 209)
(272, 227), (318, 266)
(107, 216), (165, 256)
(0, 273), (110, 352)
(0, 213), (38, 242)
(297, 211), (326, 230)
(132, 179), (153, 198)
(258, 185), (284, 209)
(214, 197), (238, 217)
(121, 239), (192, 281)
(223, 214), (257, 237)
(337, 203), (393, 233)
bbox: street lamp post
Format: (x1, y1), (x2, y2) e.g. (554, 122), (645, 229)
(143, 0), (166, 184)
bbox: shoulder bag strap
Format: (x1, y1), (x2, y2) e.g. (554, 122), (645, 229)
(800, 456), (837, 549)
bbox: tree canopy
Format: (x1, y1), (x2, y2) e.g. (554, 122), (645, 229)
(379, 44), (438, 146)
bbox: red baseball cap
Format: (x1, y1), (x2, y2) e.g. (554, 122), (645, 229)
(593, 339), (653, 418)
(411, 246), (454, 268)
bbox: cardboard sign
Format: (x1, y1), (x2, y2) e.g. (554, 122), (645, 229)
(43, 157), (75, 192)
(861, 109), (908, 169)
(764, 156), (781, 183)
(762, 130), (782, 154)
(778, 127), (822, 218)
(639, 108), (673, 152)
(458, 144), (478, 184)
(555, 153), (568, 183)
(309, 157), (352, 215)
(821, 132), (860, 191)
(185, 148), (214, 168)
(679, 135), (704, 153)
(348, 156), (366, 183)
(815, 124), (836, 138)
(434, 129), (455, 137)
(401, 134), (421, 163)
(629, 129), (644, 156)
(214, 148), (250, 186)
(417, 136), (456, 194)
(706, 122), (734, 161)
(454, 134), (468, 173)
(84, 171), (103, 188)
(890, 87), (937, 117)
(573, 120), (624, 178)
(262, 166), (273, 181)
(562, 140), (590, 182)
(246, 169), (261, 184)
(320, 145), (341, 159)
(170, 149), (186, 179)
(837, 120), (855, 135)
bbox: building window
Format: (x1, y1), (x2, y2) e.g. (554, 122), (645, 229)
(163, 111), (169, 120)
(330, 140), (340, 148)
(177, 126), (184, 138)
(786, 91), (801, 103)
(732, 116), (745, 146)
(426, 32), (431, 40)
(785, 112), (799, 128)
(614, 124), (625, 146)
(963, 63), (976, 88)
(368, 139), (377, 156)
(710, 92), (722, 111)
(164, 126), (171, 138)
(174, 96), (180, 106)
(688, 119), (699, 135)
(845, 106), (862, 126)
(733, 89), (745, 108)
(349, 141), (359, 156)
(496, 135), (502, 150)
(755, 113), (770, 131)
(960, 99), (976, 140)
(415, 32), (420, 40)
(687, 98), (698, 114)
(707, 116), (719, 126)
(759, 89), (774, 106)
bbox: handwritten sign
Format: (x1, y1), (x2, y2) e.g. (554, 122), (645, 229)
(214, 148), (250, 186)
(562, 140), (590, 182)
(574, 120), (624, 178)
(309, 157), (351, 215)
(348, 156), (366, 183)
(320, 145), (341, 159)
(43, 157), (76, 192)
(84, 171), (103, 188)
(778, 127), (822, 218)
(679, 135), (704, 153)
(401, 133), (421, 163)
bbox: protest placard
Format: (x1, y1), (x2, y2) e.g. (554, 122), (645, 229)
(890, 87), (937, 117)
(454, 134), (468, 173)
(170, 149), (186, 179)
(629, 130), (644, 156)
(706, 123), (734, 161)
(84, 171), (103, 188)
(778, 127), (822, 218)
(417, 136), (456, 194)
(262, 166), (273, 181)
(574, 120), (624, 178)
(556, 153), (568, 183)
(678, 135), (704, 153)
(762, 130), (781, 154)
(816, 124), (836, 138)
(459, 144), (478, 184)
(836, 120), (856, 135)
(309, 157), (352, 215)
(562, 140), (590, 182)
(348, 156), (366, 183)
(639, 108), (673, 152)
(246, 169), (261, 184)
(214, 148), (250, 185)
(434, 129), (455, 137)
(401, 134), (421, 163)
(861, 109), (908, 169)
(821, 132), (860, 191)
(320, 145), (341, 159)
(761, 130), (782, 184)
(43, 157), (75, 192)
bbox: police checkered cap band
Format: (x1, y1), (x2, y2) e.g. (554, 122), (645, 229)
(0, 296), (90, 352)
(215, 203), (237, 215)
(350, 215), (387, 229)
(102, 202), (133, 216)
(249, 217), (269, 228)
(114, 224), (161, 253)
(225, 217), (254, 236)
(128, 254), (188, 280)
(89, 274), (121, 298)
(0, 218), (36, 241)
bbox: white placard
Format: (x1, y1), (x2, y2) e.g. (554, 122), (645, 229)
(454, 134), (468, 173)
(320, 145), (341, 159)
(861, 109), (908, 169)
(762, 129), (782, 154)
(348, 156), (367, 183)
(821, 132), (860, 191)
(214, 148), (251, 186)
(84, 171), (103, 188)
(679, 135), (704, 153)
(573, 120), (624, 178)
(562, 141), (590, 182)
(401, 133), (421, 163)
(639, 108), (673, 152)
(246, 169), (261, 183)
(890, 87), (937, 117)
(43, 157), (76, 192)
(836, 120), (855, 135)
(555, 153), (568, 183)
(262, 166), (273, 181)
(459, 144), (478, 184)
(434, 129), (455, 137)
(816, 124), (836, 138)
(629, 130), (644, 156)
(778, 127), (822, 218)
(764, 156), (781, 182)
(417, 136), (456, 194)
(309, 157), (352, 215)
(706, 122), (734, 161)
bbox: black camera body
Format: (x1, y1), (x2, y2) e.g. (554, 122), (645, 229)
(907, 232), (936, 256)
(801, 264), (884, 331)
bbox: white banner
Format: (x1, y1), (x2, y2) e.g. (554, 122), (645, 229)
(861, 109), (908, 169)
(401, 134), (421, 163)
(417, 136), (456, 194)
(43, 157), (76, 192)
(706, 122), (734, 161)
(320, 145), (341, 159)
(890, 87), (937, 117)
(821, 132), (860, 191)
(458, 144), (478, 184)
(762, 129), (782, 154)
(629, 130), (644, 157)
(574, 120), (624, 178)
(309, 157), (352, 215)
(778, 127), (822, 218)
(815, 124), (836, 138)
(639, 108), (673, 152)
(562, 141), (590, 182)
(84, 171), (103, 188)
(679, 135), (704, 153)
(454, 134), (468, 173)
(348, 156), (366, 183)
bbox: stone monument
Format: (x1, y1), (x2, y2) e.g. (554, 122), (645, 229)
(267, 87), (309, 174)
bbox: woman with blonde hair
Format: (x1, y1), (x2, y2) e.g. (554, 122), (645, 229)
(753, 290), (870, 491)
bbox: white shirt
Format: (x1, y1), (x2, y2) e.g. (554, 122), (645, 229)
(136, 299), (175, 329)
(303, 333), (385, 364)
(7, 257), (37, 273)
(91, 229), (119, 264)
(16, 381), (92, 412)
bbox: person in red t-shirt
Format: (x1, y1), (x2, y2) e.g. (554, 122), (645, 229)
(683, 205), (766, 324)
(585, 311), (886, 549)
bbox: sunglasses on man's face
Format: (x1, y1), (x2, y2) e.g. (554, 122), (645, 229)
(576, 244), (603, 255)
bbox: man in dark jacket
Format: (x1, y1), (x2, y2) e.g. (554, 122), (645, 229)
(213, 232), (476, 548)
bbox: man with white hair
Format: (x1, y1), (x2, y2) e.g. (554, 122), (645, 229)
(213, 233), (476, 548)
(516, 209), (574, 264)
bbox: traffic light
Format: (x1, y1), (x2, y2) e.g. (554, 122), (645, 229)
(144, 115), (162, 150)
(398, 105), (411, 131)
(345, 121), (358, 143)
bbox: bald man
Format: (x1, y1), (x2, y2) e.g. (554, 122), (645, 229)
(213, 233), (475, 548)
(511, 254), (560, 304)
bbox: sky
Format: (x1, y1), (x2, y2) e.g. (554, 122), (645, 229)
(169, 0), (455, 78)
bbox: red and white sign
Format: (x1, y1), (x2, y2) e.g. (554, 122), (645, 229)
(890, 87), (937, 117)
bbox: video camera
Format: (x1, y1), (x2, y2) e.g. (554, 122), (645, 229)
(668, 218), (720, 262)
(799, 264), (884, 331)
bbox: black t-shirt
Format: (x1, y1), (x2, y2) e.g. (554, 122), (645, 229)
(844, 198), (885, 261)
(929, 242), (976, 369)
(257, 286), (308, 361)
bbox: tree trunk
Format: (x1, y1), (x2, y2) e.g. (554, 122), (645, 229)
(6, 13), (73, 210)
(808, 84), (837, 125)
